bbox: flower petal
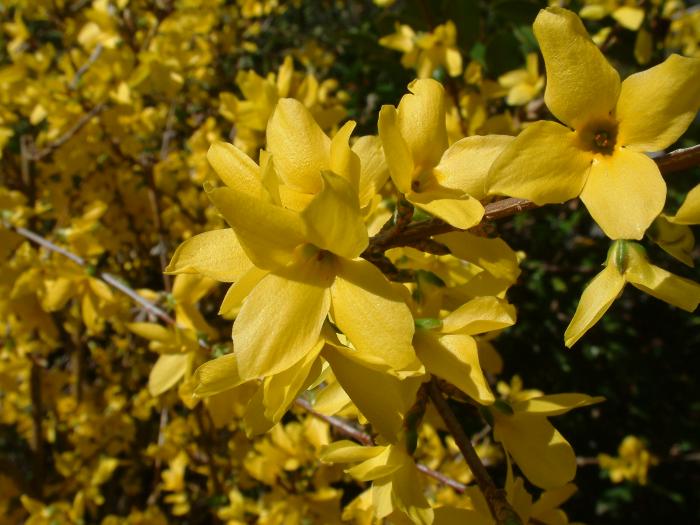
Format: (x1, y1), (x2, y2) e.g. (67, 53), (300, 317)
(193, 353), (247, 397)
(302, 171), (368, 259)
(616, 55), (700, 152)
(206, 185), (306, 270)
(330, 120), (361, 191)
(233, 259), (332, 380)
(670, 184), (700, 225)
(165, 229), (252, 282)
(441, 296), (517, 335)
(494, 413), (577, 489)
(324, 345), (424, 441)
(533, 7), (621, 128)
(378, 104), (414, 193)
(330, 258), (416, 372)
(436, 231), (520, 282)
(266, 98), (330, 193)
(414, 331), (494, 405)
(410, 192), (484, 230)
(511, 393), (605, 416)
(397, 78), (448, 170)
(353, 135), (390, 208)
(580, 149), (666, 240)
(149, 353), (189, 396)
(207, 141), (264, 196)
(433, 135), (514, 200)
(487, 121), (592, 205)
(564, 265), (625, 348)
(626, 260), (700, 312)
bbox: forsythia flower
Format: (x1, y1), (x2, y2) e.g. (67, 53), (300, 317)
(379, 79), (513, 228)
(598, 435), (658, 485)
(579, 0), (645, 31)
(498, 53), (545, 106)
(488, 7), (700, 240)
(380, 21), (463, 78)
(565, 240), (700, 347)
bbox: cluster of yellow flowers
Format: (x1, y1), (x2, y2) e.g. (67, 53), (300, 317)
(1, 1), (699, 524)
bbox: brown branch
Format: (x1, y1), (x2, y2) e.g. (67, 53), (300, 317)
(194, 404), (224, 497)
(428, 378), (522, 525)
(70, 43), (103, 89)
(654, 144), (700, 175)
(31, 103), (106, 161)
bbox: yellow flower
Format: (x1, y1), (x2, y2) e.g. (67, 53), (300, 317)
(379, 78), (513, 229)
(498, 53), (545, 106)
(168, 100), (417, 382)
(380, 21), (463, 78)
(489, 7), (700, 240)
(565, 240), (700, 347)
(598, 435), (658, 485)
(579, 0), (645, 31)
(491, 391), (604, 489)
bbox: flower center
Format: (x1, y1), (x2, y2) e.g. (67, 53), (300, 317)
(577, 118), (618, 155)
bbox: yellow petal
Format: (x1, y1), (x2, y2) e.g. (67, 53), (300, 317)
(330, 258), (416, 372)
(206, 185), (306, 271)
(149, 353), (189, 396)
(410, 192), (484, 230)
(397, 78), (448, 170)
(353, 135), (390, 208)
(262, 339), (323, 422)
(617, 55), (700, 152)
(441, 296), (517, 335)
(487, 121), (592, 205)
(301, 171), (368, 259)
(128, 322), (174, 343)
(433, 507), (491, 525)
(564, 265), (625, 348)
(670, 184), (700, 225)
(494, 413), (577, 489)
(437, 231), (520, 282)
(346, 445), (403, 481)
(511, 393), (605, 416)
(330, 120), (361, 191)
(580, 149), (665, 240)
(321, 440), (385, 464)
(378, 104), (414, 193)
(324, 346), (424, 441)
(533, 7), (621, 128)
(165, 229), (252, 282)
(41, 277), (74, 311)
(434, 135), (514, 200)
(625, 260), (700, 312)
(234, 259), (332, 380)
(218, 266), (267, 316)
(207, 141), (264, 196)
(193, 353), (246, 397)
(531, 483), (577, 517)
(266, 98), (330, 193)
(612, 6), (644, 31)
(414, 331), (494, 404)
(648, 215), (695, 267)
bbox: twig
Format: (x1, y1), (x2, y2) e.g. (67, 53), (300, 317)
(31, 104), (106, 161)
(654, 144), (700, 175)
(70, 43), (103, 89)
(194, 404), (224, 496)
(295, 398), (374, 446)
(428, 378), (522, 525)
(6, 224), (175, 325)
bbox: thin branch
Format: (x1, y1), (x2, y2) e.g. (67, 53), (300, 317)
(654, 144), (700, 175)
(428, 378), (522, 525)
(6, 224), (175, 325)
(31, 103), (106, 161)
(70, 43), (104, 89)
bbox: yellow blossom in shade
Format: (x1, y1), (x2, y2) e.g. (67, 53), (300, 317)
(498, 53), (545, 106)
(565, 240), (700, 347)
(579, 0), (645, 31)
(488, 7), (700, 240)
(668, 183), (700, 225)
(379, 79), (513, 228)
(491, 391), (604, 489)
(321, 440), (434, 524)
(380, 21), (463, 78)
(598, 435), (658, 485)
